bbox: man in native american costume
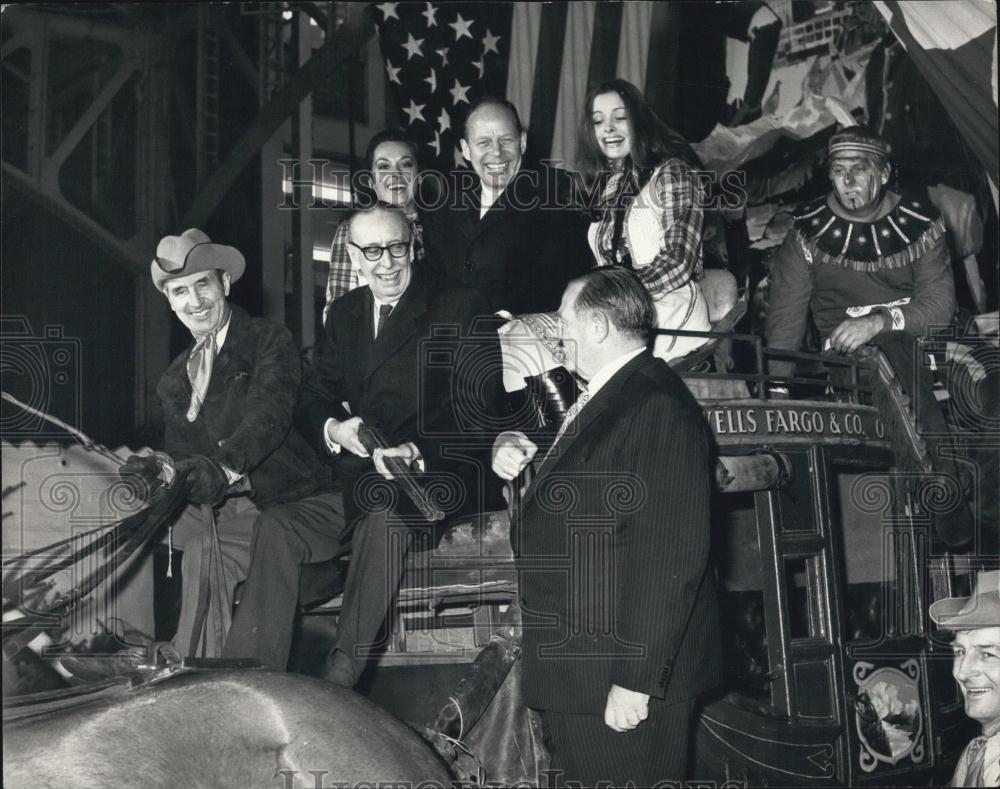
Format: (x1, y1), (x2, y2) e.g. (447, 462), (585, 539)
(766, 126), (971, 546)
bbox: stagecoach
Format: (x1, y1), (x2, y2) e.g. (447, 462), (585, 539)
(304, 322), (986, 787)
(2, 311), (991, 788)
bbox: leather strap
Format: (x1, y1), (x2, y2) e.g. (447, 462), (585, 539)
(186, 504), (229, 658)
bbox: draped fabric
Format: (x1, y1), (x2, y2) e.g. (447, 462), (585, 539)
(374, 1), (695, 172)
(874, 1), (999, 205)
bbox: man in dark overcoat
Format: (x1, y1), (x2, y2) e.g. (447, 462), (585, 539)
(227, 204), (502, 685)
(492, 267), (721, 785)
(423, 97), (590, 316)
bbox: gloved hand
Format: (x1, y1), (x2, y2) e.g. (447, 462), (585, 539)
(174, 455), (229, 506)
(119, 454), (165, 500)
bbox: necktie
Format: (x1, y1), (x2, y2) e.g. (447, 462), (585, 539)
(544, 389), (591, 461)
(376, 303), (393, 338)
(186, 331), (218, 422)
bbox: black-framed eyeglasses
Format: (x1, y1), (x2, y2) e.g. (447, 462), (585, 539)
(348, 239), (410, 262)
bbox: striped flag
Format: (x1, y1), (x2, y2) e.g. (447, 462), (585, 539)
(373, 1), (685, 172)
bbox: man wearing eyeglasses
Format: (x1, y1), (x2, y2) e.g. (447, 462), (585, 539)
(225, 203), (502, 686)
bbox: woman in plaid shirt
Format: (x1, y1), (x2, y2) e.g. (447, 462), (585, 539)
(324, 129), (425, 325)
(577, 79), (711, 360)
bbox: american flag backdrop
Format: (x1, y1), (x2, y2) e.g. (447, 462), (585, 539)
(373, 2), (684, 172)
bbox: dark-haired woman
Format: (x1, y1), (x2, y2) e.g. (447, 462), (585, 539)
(323, 129), (425, 324)
(578, 79), (711, 359)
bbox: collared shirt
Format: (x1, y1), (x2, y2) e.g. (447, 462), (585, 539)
(479, 183), (503, 219)
(584, 346), (645, 400)
(189, 313), (242, 485)
(324, 210), (423, 325)
(214, 317), (231, 350)
(372, 296), (400, 337)
(499, 346), (645, 458)
(324, 293), (400, 456)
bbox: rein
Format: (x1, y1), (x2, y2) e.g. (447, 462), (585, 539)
(1, 393), (190, 660)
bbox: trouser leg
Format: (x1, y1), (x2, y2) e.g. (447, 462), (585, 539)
(540, 698), (695, 787)
(331, 509), (414, 674)
(168, 497), (259, 659)
(222, 491), (345, 670)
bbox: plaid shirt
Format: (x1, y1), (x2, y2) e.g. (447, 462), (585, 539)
(590, 158), (704, 299)
(323, 211), (424, 325)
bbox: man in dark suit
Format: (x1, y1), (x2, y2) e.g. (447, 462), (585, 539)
(223, 203), (502, 685)
(423, 97), (590, 316)
(493, 268), (721, 785)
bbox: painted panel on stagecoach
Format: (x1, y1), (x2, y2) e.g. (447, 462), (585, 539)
(853, 659), (925, 773)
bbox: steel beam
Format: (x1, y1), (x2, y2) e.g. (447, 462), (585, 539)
(218, 18), (258, 89)
(180, 5), (373, 229)
(293, 12), (315, 350)
(3, 161), (144, 271)
(43, 56), (140, 185)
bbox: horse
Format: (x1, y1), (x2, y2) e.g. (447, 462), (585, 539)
(4, 665), (452, 789)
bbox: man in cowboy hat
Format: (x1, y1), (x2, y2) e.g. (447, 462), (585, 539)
(930, 570), (1000, 787)
(65, 228), (336, 679)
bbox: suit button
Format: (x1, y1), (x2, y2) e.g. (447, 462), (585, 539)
(218, 439), (226, 447)
(464, 260), (473, 272)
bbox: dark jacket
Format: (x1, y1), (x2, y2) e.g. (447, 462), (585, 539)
(158, 304), (328, 508)
(514, 351), (721, 713)
(299, 274), (505, 529)
(423, 166), (592, 315)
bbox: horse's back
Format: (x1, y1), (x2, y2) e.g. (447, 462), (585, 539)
(3, 670), (450, 788)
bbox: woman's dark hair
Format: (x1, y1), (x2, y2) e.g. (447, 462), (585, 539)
(575, 78), (700, 190)
(364, 128), (420, 171)
(354, 129), (420, 208)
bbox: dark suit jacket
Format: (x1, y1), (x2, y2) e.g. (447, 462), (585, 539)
(424, 167), (592, 315)
(299, 275), (505, 529)
(158, 304), (327, 508)
(514, 351), (721, 713)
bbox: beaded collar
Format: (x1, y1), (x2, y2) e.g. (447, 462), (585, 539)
(792, 191), (944, 272)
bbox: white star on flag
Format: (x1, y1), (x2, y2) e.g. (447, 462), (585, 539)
(403, 99), (426, 125)
(375, 3), (399, 22)
(482, 29), (501, 55)
(373, 2), (514, 169)
(449, 78), (471, 105)
(421, 3), (438, 28)
(402, 33), (424, 61)
(449, 13), (474, 41)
